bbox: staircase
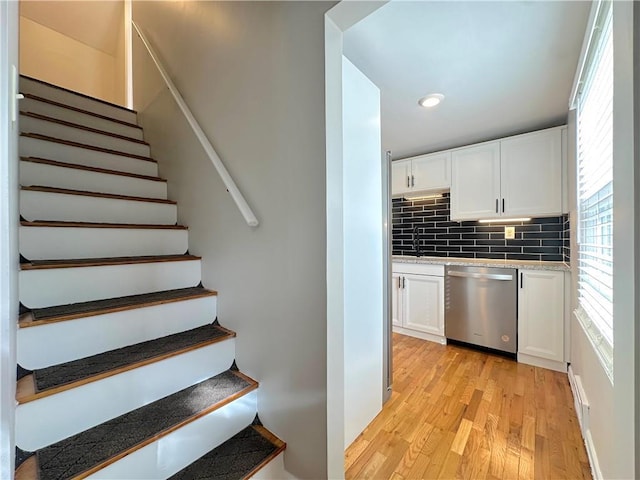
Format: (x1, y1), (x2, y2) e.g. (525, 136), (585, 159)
(14, 76), (285, 480)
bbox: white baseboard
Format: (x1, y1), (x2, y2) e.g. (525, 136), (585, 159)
(568, 366), (602, 480)
(392, 326), (446, 345)
(516, 352), (567, 373)
(583, 428), (603, 480)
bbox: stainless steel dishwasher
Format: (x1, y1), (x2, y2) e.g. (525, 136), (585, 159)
(445, 266), (517, 354)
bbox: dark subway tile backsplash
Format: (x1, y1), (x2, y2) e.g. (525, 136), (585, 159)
(392, 193), (570, 263)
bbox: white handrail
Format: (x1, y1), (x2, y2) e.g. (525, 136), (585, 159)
(132, 21), (259, 227)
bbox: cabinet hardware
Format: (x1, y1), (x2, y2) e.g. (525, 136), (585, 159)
(411, 175), (415, 187)
(402, 276), (406, 289)
(495, 199), (498, 213)
(520, 272), (523, 288)
(502, 198), (505, 213)
(398, 277), (401, 289)
(407, 176), (410, 188)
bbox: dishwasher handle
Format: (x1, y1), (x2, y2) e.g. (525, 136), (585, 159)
(447, 270), (513, 281)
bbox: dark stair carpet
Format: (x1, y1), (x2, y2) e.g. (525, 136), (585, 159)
(30, 286), (213, 321)
(169, 426), (280, 480)
(33, 323), (229, 392)
(31, 370), (252, 480)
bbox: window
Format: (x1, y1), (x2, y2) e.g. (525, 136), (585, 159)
(573, 0), (613, 381)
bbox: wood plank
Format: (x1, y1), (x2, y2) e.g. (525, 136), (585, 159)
(344, 334), (591, 480)
(21, 254), (199, 271)
(14, 455), (38, 480)
(21, 220), (186, 230)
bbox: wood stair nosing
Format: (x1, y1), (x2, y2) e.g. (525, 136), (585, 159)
(20, 254), (201, 271)
(20, 111), (149, 146)
(20, 133), (156, 163)
(20, 220), (187, 230)
(243, 426), (287, 478)
(20, 75), (138, 115)
(21, 185), (176, 205)
(22, 93), (142, 130)
(16, 325), (236, 404)
(19, 287), (218, 328)
(21, 157), (166, 183)
(14, 370), (258, 480)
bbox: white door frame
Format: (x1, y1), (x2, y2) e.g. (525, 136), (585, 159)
(0, 0), (20, 476)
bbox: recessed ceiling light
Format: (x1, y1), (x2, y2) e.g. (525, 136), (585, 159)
(418, 93), (444, 108)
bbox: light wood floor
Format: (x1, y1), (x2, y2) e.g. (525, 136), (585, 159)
(345, 334), (592, 480)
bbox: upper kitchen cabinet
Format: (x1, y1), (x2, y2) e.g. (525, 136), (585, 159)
(450, 126), (565, 221)
(500, 127), (563, 217)
(450, 142), (501, 220)
(392, 151), (451, 197)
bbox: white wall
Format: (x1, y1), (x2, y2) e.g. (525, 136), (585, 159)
(19, 16), (122, 105)
(342, 56), (383, 448)
(131, 2), (332, 478)
(569, 2), (637, 479)
(0, 1), (19, 476)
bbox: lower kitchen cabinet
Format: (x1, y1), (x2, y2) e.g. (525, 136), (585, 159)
(392, 263), (445, 344)
(517, 269), (566, 371)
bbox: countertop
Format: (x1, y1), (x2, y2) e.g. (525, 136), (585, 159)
(392, 255), (570, 272)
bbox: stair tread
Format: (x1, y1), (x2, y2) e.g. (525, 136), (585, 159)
(21, 112), (149, 145)
(20, 133), (156, 163)
(21, 157), (165, 182)
(20, 75), (138, 114)
(21, 254), (199, 270)
(21, 185), (176, 204)
(170, 425), (285, 480)
(18, 370), (256, 480)
(18, 323), (235, 401)
(22, 93), (142, 129)
(21, 220), (186, 230)
(22, 286), (217, 326)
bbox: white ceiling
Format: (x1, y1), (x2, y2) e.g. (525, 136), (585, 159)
(343, 1), (591, 159)
(20, 1), (124, 56)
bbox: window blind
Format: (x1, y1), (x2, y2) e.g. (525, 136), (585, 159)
(576, 1), (613, 350)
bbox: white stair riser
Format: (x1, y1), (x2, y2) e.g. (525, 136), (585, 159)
(21, 97), (144, 140)
(19, 260), (201, 308)
(20, 77), (138, 124)
(21, 114), (150, 157)
(250, 452), (285, 480)
(90, 391), (257, 479)
(20, 226), (188, 261)
(21, 190), (177, 225)
(20, 161), (167, 199)
(19, 135), (157, 177)
(15, 340), (237, 450)
(18, 296), (217, 369)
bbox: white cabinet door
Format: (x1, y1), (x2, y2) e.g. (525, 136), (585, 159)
(450, 142), (501, 220)
(391, 272), (402, 327)
(403, 273), (444, 336)
(518, 269), (564, 362)
(391, 159), (411, 196)
(411, 152), (451, 192)
(501, 128), (562, 217)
